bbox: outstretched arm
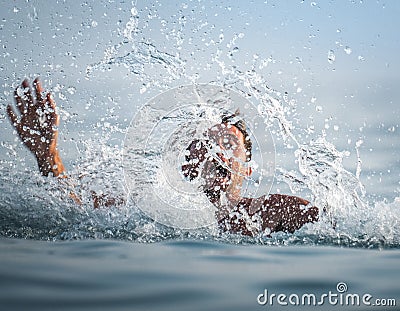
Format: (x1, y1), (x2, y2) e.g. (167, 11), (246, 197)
(217, 194), (319, 236)
(7, 78), (65, 177)
(261, 194), (319, 234)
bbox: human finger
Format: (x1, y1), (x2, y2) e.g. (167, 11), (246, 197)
(7, 104), (22, 134)
(46, 92), (59, 127)
(33, 77), (43, 103)
(294, 196), (310, 206)
(7, 104), (19, 126)
(14, 87), (26, 115)
(22, 79), (35, 112)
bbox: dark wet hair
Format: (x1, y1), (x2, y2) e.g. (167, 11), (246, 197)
(181, 110), (252, 181)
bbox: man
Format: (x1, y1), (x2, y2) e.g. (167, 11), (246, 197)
(7, 78), (318, 236)
(181, 111), (318, 236)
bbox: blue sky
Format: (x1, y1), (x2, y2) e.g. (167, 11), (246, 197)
(1, 0), (398, 122)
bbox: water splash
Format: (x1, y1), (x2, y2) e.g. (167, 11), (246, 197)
(328, 49), (336, 64)
(86, 6), (186, 89)
(1, 3), (399, 248)
(86, 41), (186, 83)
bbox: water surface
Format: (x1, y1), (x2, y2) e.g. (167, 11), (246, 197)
(1, 238), (399, 311)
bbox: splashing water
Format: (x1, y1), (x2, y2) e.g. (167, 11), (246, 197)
(86, 6), (186, 89)
(1, 3), (399, 248)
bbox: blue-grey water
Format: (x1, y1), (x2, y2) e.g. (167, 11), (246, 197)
(1, 238), (399, 311)
(1, 1), (400, 311)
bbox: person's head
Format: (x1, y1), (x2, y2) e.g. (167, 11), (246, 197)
(181, 110), (252, 202)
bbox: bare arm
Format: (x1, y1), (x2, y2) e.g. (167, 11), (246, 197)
(7, 78), (65, 177)
(7, 78), (125, 208)
(260, 194), (319, 234)
(217, 194), (319, 236)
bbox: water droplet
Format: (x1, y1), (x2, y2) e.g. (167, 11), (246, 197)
(16, 88), (24, 97)
(257, 104), (267, 115)
(53, 83), (63, 92)
(131, 7), (138, 16)
(328, 50), (335, 64)
(67, 86), (76, 95)
(140, 85), (147, 94)
(13, 7), (19, 13)
(316, 105), (322, 112)
(344, 46), (352, 55)
(91, 20), (98, 28)
(358, 55), (365, 61)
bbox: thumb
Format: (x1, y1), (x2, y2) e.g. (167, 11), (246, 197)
(7, 104), (22, 134)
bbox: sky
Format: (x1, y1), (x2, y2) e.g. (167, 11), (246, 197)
(1, 1), (399, 116)
(0, 0), (399, 198)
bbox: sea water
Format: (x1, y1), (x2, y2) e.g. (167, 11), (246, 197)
(0, 1), (399, 310)
(0, 238), (399, 311)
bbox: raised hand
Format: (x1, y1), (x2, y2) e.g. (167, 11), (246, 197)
(7, 78), (65, 177)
